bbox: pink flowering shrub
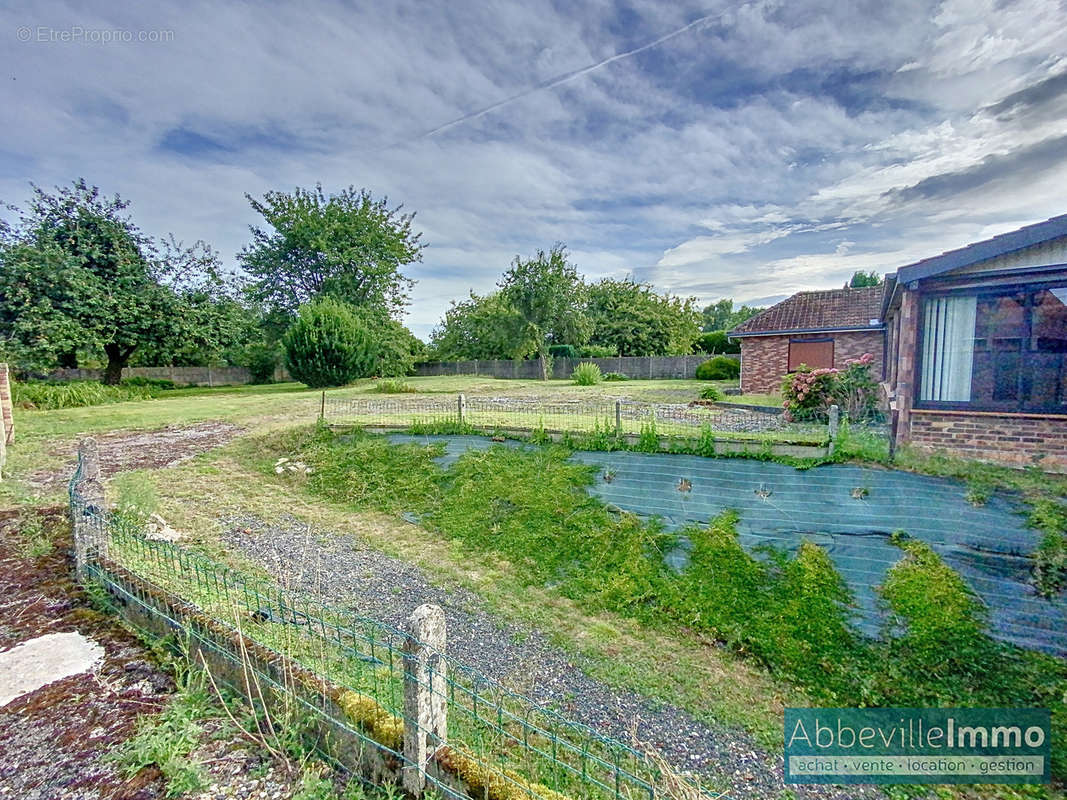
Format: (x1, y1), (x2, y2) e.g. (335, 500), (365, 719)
(782, 353), (882, 422)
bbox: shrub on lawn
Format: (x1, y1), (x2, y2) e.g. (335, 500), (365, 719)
(375, 378), (416, 394)
(695, 356), (740, 380)
(283, 298), (375, 388)
(602, 372), (628, 381)
(571, 362), (602, 385)
(699, 385), (724, 402)
(781, 353), (881, 423)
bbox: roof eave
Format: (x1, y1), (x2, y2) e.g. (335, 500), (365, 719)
(729, 324), (885, 339)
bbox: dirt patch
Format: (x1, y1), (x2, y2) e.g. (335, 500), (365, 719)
(29, 422), (243, 489)
(0, 510), (307, 800)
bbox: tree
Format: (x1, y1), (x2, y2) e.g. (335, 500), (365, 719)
(428, 291), (525, 361)
(0, 180), (231, 383)
(701, 299), (764, 332)
(846, 270), (882, 288)
(498, 245), (591, 380)
(239, 185), (423, 319)
(586, 279), (701, 356)
(283, 298), (376, 388)
(693, 330), (741, 354)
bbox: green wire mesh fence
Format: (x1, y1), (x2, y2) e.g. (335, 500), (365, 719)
(69, 446), (726, 800)
(321, 394), (826, 445)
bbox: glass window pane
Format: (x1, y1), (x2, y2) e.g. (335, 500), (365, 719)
(1027, 288), (1067, 411)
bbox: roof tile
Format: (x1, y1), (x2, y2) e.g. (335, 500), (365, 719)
(730, 285), (886, 335)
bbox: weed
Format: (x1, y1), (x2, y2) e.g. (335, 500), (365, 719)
(572, 362), (602, 386)
(699, 385), (724, 402)
(112, 668), (212, 797)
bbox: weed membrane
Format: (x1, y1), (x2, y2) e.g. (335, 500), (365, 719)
(389, 434), (1065, 656)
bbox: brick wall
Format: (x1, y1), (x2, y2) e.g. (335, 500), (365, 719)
(909, 410), (1067, 472)
(739, 331), (884, 394)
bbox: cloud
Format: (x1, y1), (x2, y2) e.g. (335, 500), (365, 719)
(1, 0), (1066, 340)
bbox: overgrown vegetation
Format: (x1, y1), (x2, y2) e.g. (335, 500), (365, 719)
(112, 665), (213, 797)
(265, 426), (1067, 779)
(781, 354), (881, 423)
(12, 378), (167, 409)
(571, 362), (602, 386)
(375, 378), (416, 394)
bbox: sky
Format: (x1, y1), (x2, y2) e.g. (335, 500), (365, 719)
(2, 1), (1067, 340)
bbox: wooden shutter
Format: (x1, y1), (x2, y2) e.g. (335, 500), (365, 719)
(788, 339), (834, 371)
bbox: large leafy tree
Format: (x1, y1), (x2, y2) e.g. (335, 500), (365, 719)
(498, 245), (591, 380)
(239, 185), (423, 319)
(701, 298), (764, 332)
(586, 279), (701, 356)
(0, 180), (236, 383)
(428, 291), (525, 361)
(846, 270), (882, 288)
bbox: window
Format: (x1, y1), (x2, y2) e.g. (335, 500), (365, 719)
(918, 283), (1067, 412)
(788, 338), (834, 371)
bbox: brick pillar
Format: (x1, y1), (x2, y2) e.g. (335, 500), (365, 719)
(894, 288), (919, 446)
(0, 363), (13, 445)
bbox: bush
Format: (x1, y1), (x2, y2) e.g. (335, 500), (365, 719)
(244, 342), (279, 384)
(700, 385), (724, 401)
(602, 372), (629, 382)
(283, 298), (376, 388)
(571, 362), (602, 386)
(375, 378), (416, 394)
(548, 344), (578, 359)
(579, 344), (617, 358)
(781, 353), (882, 423)
(693, 331), (740, 354)
(120, 376), (177, 390)
(12, 379), (155, 410)
(695, 356), (740, 381)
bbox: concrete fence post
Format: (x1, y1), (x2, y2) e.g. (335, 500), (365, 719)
(457, 393), (466, 423)
(615, 400), (622, 436)
(73, 437), (108, 577)
(402, 604), (447, 796)
(827, 404), (840, 456)
(0, 363), (13, 446)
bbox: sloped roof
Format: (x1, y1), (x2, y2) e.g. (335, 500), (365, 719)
(895, 213), (1067, 283)
(730, 285), (886, 337)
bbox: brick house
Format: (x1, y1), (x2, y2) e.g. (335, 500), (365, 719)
(728, 286), (886, 394)
(883, 215), (1067, 470)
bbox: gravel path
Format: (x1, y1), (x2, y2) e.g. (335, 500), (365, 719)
(221, 513), (883, 800)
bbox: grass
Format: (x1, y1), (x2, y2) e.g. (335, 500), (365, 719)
(230, 427), (1067, 785)
(11, 375), (1067, 799)
(722, 393), (782, 407)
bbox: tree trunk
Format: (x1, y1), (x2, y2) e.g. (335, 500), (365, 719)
(103, 344), (128, 385)
(538, 351), (549, 381)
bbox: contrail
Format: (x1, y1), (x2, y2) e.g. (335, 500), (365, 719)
(381, 10), (725, 149)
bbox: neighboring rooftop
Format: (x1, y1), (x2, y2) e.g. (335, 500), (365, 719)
(730, 285), (886, 336)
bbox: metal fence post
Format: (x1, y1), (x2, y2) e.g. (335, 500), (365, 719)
(73, 437), (107, 577)
(457, 393), (466, 424)
(827, 404), (840, 456)
(403, 604), (447, 796)
(615, 400), (622, 436)
(320, 390), (326, 421)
